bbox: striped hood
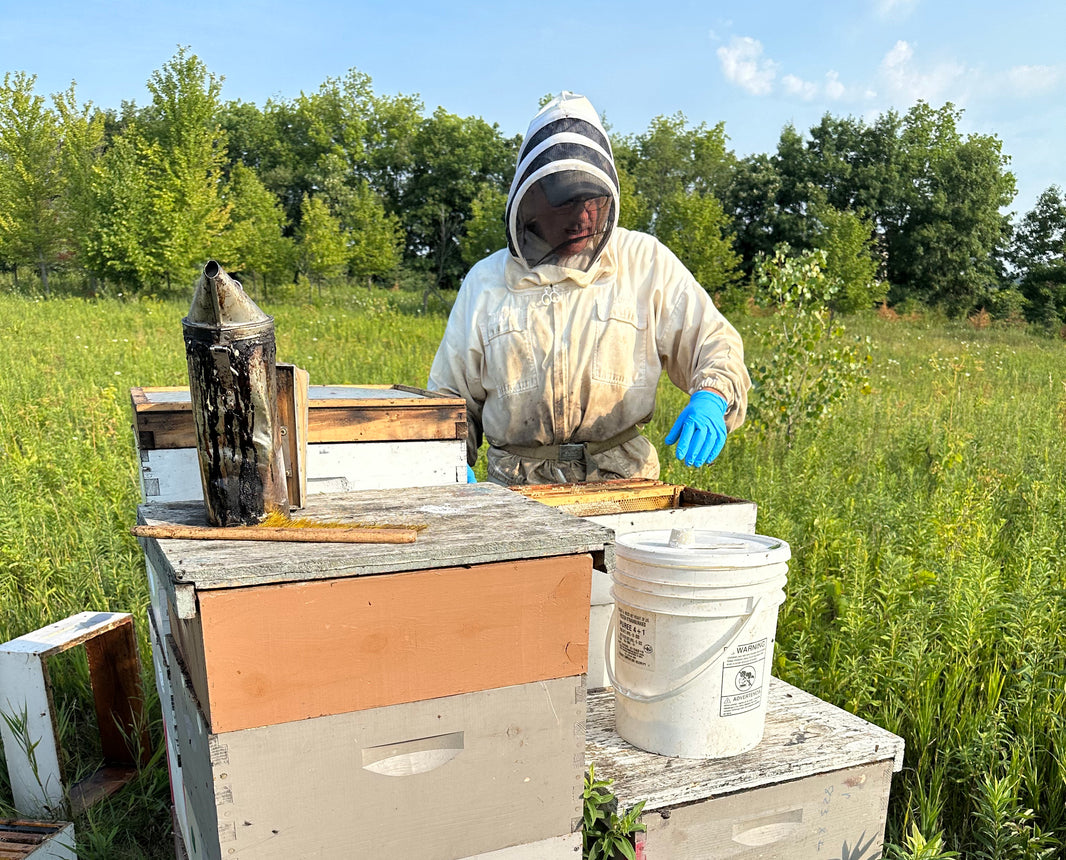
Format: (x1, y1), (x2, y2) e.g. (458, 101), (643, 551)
(505, 92), (620, 274)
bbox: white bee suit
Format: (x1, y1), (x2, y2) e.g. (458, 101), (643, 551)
(428, 92), (751, 485)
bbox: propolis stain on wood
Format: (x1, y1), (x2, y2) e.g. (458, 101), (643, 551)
(182, 260), (288, 526)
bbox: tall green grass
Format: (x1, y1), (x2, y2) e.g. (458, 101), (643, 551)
(0, 289), (1063, 857)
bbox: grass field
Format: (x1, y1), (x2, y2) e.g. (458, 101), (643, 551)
(0, 288), (1064, 858)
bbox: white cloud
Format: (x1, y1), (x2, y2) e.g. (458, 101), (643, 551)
(712, 28), (1057, 114)
(875, 0), (919, 19)
(782, 74), (818, 100)
(881, 39), (913, 70)
(1006, 65), (1060, 97)
(878, 39), (968, 104)
(825, 71), (846, 100)
(717, 36), (778, 96)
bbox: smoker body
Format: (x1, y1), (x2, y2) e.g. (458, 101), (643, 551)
(182, 261), (288, 525)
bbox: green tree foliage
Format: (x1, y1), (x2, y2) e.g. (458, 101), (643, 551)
(219, 74), (501, 289)
(724, 119), (878, 276)
(83, 132), (156, 287)
(140, 47), (230, 290)
(808, 198), (883, 313)
(653, 189), (744, 307)
(613, 162), (648, 232)
(886, 103), (1015, 314)
(340, 180), (403, 283)
(219, 97), (293, 204)
(86, 48), (230, 292)
(614, 113), (733, 233)
(1011, 185), (1066, 269)
(723, 153), (781, 273)
(357, 90), (424, 213)
(53, 85), (107, 288)
(764, 123), (816, 251)
(612, 113), (745, 305)
(276, 72), (371, 224)
(220, 71), (370, 229)
(401, 108), (517, 287)
(1018, 263), (1066, 327)
(221, 72), (423, 240)
(1009, 185), (1066, 324)
(218, 162), (295, 296)
(459, 184), (507, 267)
(296, 194), (347, 292)
(0, 51), (1037, 315)
(736, 104), (1015, 316)
(747, 245), (872, 445)
(0, 72), (65, 290)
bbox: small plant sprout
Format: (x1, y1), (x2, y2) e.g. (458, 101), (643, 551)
(583, 763), (646, 860)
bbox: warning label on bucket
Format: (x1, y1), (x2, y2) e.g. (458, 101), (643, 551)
(617, 607), (655, 670)
(720, 638), (767, 716)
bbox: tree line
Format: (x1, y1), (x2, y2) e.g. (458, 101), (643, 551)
(1, 48), (1064, 323)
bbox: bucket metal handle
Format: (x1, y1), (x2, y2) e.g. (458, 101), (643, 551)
(604, 599), (766, 704)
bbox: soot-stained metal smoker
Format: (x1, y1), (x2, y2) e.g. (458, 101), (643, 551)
(182, 260), (289, 526)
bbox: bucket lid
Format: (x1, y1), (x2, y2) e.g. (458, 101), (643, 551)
(615, 528), (791, 569)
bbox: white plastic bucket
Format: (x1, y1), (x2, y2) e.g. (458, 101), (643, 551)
(608, 528), (790, 759)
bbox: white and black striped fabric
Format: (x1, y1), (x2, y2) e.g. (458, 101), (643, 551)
(506, 92), (620, 272)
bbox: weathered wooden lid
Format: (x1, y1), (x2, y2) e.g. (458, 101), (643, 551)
(137, 482), (614, 592)
(586, 677), (906, 813)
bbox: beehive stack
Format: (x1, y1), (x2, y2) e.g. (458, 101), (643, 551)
(138, 483), (612, 860)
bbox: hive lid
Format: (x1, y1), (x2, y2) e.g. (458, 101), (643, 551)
(136, 482), (614, 590)
(615, 528), (791, 568)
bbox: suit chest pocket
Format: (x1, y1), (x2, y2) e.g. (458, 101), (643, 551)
(482, 308), (539, 397)
(592, 301), (650, 387)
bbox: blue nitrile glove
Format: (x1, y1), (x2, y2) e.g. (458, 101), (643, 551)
(467, 465), (477, 483)
(665, 390), (728, 467)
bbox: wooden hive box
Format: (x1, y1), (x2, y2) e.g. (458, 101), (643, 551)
(131, 382), (468, 505)
(165, 632), (586, 860)
(137, 483), (613, 859)
(586, 679), (905, 859)
(0, 613), (151, 819)
(514, 480), (759, 689)
(0, 821), (75, 860)
(156, 609), (583, 860)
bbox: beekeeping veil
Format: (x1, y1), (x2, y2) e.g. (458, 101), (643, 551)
(506, 92), (619, 272)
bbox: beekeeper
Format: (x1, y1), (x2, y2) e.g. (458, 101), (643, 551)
(428, 91), (751, 486)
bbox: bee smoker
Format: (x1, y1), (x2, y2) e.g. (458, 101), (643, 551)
(182, 260), (289, 526)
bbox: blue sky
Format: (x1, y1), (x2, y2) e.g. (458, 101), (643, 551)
(3, 0), (1062, 215)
